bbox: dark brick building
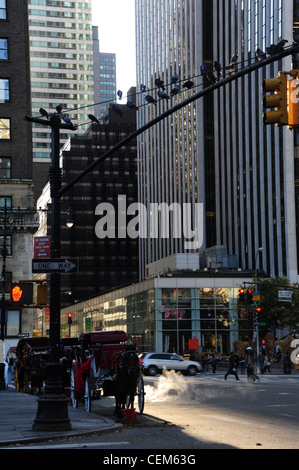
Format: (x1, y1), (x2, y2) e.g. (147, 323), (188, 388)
(58, 103), (139, 304)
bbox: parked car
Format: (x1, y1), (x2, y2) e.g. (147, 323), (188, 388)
(139, 352), (202, 376)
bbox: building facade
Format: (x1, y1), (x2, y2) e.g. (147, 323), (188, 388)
(0, 0), (39, 360)
(92, 26), (117, 119)
(61, 263), (253, 355)
(28, 0), (95, 199)
(135, 0), (299, 285)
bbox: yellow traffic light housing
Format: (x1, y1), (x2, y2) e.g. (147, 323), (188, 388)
(36, 283), (48, 306)
(288, 71), (299, 129)
(262, 72), (288, 126)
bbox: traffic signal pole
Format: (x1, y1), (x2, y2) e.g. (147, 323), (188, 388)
(0, 199), (7, 343)
(59, 44), (299, 197)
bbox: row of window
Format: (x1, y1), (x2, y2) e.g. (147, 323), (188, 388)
(0, 0), (6, 19)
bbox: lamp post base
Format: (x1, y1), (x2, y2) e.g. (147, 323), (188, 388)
(32, 393), (71, 432)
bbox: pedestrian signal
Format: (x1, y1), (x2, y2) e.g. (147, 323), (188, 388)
(10, 283), (33, 306)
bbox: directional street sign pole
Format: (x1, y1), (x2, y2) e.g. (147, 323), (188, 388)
(26, 114), (76, 432)
(32, 258), (79, 274)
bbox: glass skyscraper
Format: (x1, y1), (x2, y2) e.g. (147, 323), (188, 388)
(136, 0), (298, 284)
(28, 0), (95, 162)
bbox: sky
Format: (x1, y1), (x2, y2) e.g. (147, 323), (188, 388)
(91, 0), (137, 99)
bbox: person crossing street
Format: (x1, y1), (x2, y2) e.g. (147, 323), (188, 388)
(224, 352), (240, 381)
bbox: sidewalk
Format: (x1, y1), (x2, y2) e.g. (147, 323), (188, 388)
(0, 386), (123, 447)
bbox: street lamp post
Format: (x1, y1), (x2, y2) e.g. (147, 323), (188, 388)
(26, 112), (76, 431)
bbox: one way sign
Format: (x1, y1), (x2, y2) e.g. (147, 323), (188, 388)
(32, 258), (79, 274)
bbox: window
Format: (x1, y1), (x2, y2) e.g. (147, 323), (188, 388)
(0, 79), (9, 102)
(0, 196), (12, 208)
(0, 118), (10, 139)
(0, 157), (11, 178)
(0, 38), (8, 59)
(0, 0), (6, 20)
(0, 235), (12, 255)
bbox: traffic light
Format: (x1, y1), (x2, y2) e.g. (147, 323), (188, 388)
(239, 288), (245, 303)
(68, 313), (72, 325)
(10, 283), (33, 306)
(262, 72), (288, 126)
(36, 283), (48, 306)
(247, 288), (253, 304)
(256, 306), (262, 314)
(288, 75), (299, 128)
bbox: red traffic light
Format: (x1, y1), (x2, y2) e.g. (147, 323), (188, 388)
(68, 313), (72, 325)
(256, 306), (262, 313)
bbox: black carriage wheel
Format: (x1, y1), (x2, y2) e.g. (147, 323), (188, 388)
(70, 368), (78, 409)
(137, 375), (145, 414)
(84, 377), (92, 413)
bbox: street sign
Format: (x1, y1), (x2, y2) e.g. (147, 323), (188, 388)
(32, 258), (79, 273)
(278, 290), (292, 302)
(34, 236), (51, 258)
(253, 291), (260, 305)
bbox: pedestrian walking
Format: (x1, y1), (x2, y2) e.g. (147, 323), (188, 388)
(210, 354), (217, 373)
(264, 355), (271, 373)
(245, 347), (260, 383)
(257, 351), (265, 374)
(224, 352), (240, 381)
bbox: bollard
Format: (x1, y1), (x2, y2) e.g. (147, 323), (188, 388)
(0, 363), (6, 390)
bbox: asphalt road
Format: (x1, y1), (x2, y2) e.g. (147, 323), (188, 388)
(8, 371), (299, 451)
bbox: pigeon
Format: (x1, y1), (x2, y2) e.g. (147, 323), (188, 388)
(183, 80), (194, 90)
(63, 115), (72, 124)
(256, 48), (267, 61)
(117, 90), (123, 100)
(200, 64), (207, 76)
(158, 90), (170, 100)
(293, 35), (299, 44)
(155, 77), (165, 90)
(214, 61), (222, 78)
(126, 100), (139, 110)
(276, 39), (288, 51)
(88, 114), (100, 124)
(171, 73), (180, 83)
(140, 84), (147, 92)
(145, 95), (157, 105)
(266, 44), (279, 56)
(56, 104), (62, 114)
(170, 85), (181, 97)
(39, 108), (49, 119)
(206, 71), (217, 84)
(112, 104), (123, 117)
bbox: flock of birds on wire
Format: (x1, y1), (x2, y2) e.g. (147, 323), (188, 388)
(112, 38), (293, 117)
(39, 38), (296, 124)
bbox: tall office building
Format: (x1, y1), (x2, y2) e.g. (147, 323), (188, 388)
(136, 0), (299, 284)
(28, 0), (95, 199)
(92, 26), (117, 119)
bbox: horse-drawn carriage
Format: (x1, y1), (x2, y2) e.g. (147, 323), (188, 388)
(70, 330), (145, 417)
(15, 336), (80, 396)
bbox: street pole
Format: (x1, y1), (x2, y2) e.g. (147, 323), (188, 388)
(26, 113), (76, 431)
(255, 247), (263, 365)
(1, 199), (7, 342)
